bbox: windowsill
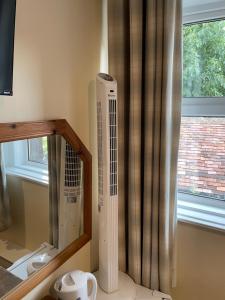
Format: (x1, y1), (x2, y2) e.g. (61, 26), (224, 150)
(177, 199), (225, 232)
(6, 165), (49, 186)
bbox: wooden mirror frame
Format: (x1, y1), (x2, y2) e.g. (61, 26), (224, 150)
(0, 119), (92, 300)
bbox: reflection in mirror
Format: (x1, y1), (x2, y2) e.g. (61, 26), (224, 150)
(0, 135), (84, 297)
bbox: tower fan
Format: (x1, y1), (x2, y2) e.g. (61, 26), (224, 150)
(96, 73), (118, 293)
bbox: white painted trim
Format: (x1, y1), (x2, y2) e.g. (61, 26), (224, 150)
(182, 97), (225, 116)
(183, 10), (225, 24)
(183, 1), (225, 24)
(177, 196), (225, 232)
(6, 165), (48, 186)
(177, 204), (225, 231)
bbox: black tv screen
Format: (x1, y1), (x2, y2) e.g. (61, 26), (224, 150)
(0, 0), (16, 96)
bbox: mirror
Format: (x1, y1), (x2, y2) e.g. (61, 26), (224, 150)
(0, 120), (91, 300)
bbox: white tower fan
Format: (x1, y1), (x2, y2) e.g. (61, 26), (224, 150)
(96, 73), (118, 293)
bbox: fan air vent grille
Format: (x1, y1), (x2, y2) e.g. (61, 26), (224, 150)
(64, 142), (82, 203)
(109, 99), (117, 196)
(97, 102), (104, 197)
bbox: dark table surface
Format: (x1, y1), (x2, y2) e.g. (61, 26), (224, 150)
(0, 266), (22, 298)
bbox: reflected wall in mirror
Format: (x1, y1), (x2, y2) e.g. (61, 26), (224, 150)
(0, 120), (91, 300)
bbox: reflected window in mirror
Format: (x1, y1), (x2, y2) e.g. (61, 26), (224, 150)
(0, 135), (84, 292)
(3, 137), (49, 185)
(28, 137), (48, 165)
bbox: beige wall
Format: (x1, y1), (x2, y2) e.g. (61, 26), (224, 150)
(172, 222), (225, 300)
(23, 180), (49, 250)
(0, 0), (102, 298)
(0, 176), (49, 251)
(0, 0), (101, 148)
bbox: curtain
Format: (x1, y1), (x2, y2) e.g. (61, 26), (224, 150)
(108, 0), (182, 293)
(0, 144), (11, 232)
(48, 135), (62, 249)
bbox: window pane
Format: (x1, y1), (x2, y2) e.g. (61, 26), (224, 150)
(178, 117), (225, 201)
(28, 137), (48, 165)
(183, 19), (225, 97)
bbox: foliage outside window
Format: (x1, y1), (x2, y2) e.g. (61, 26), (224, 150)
(183, 20), (225, 97)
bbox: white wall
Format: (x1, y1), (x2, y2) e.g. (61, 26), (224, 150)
(172, 222), (225, 300)
(0, 0), (102, 298)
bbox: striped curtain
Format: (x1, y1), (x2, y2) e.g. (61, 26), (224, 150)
(48, 135), (62, 248)
(108, 0), (182, 293)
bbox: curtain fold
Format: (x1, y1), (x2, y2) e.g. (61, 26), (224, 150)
(48, 135), (62, 249)
(0, 144), (11, 232)
(108, 0), (182, 293)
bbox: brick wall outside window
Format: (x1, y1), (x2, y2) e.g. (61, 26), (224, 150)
(178, 117), (225, 201)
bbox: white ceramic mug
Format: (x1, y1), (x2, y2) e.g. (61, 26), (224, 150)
(53, 270), (97, 300)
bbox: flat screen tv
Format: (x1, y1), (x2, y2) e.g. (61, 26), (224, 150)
(0, 0), (16, 96)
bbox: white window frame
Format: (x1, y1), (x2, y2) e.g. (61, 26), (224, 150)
(178, 7), (225, 231)
(183, 1), (225, 24)
(3, 139), (48, 186)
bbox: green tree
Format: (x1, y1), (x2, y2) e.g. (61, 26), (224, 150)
(183, 20), (225, 97)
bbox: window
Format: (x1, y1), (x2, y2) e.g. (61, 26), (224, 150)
(177, 18), (225, 230)
(3, 137), (48, 185)
(28, 137), (48, 165)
